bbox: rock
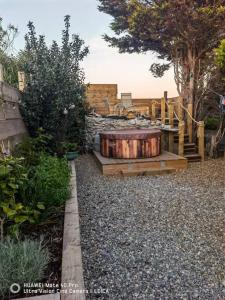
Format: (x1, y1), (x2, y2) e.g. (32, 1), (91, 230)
(85, 116), (153, 151)
(128, 119), (136, 125)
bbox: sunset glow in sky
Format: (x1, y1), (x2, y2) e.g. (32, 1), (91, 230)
(2, 0), (177, 98)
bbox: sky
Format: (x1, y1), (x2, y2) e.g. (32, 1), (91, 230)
(1, 0), (177, 98)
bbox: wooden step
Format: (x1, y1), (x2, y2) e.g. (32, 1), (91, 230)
(174, 134), (189, 143)
(165, 119), (179, 126)
(94, 151), (188, 176)
(184, 144), (197, 153)
(184, 148), (197, 154)
(184, 143), (199, 155)
(184, 143), (196, 148)
(121, 168), (177, 177)
(184, 153), (201, 162)
(174, 133), (189, 137)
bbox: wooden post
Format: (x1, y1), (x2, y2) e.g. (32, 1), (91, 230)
(168, 96), (175, 153)
(168, 101), (174, 128)
(161, 97), (166, 125)
(152, 101), (156, 120)
(18, 71), (26, 92)
(169, 131), (174, 153)
(164, 91), (168, 101)
(161, 131), (165, 152)
(0, 64), (4, 82)
(178, 121), (185, 157)
(178, 96), (183, 121)
(198, 121), (205, 161)
(187, 103), (193, 143)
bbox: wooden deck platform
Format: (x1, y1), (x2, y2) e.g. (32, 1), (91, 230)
(93, 151), (188, 176)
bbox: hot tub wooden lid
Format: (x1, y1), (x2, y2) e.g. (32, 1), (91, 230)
(99, 128), (162, 140)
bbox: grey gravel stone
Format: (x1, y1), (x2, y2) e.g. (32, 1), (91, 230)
(76, 155), (225, 300)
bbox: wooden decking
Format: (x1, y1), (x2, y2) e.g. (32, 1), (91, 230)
(94, 151), (187, 176)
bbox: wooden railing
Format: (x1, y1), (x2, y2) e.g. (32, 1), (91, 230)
(149, 92), (205, 161)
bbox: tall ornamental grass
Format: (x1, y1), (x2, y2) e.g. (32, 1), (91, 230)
(0, 238), (50, 298)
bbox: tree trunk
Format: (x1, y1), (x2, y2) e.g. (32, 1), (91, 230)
(209, 135), (217, 158)
(187, 48), (196, 107)
(180, 47), (197, 109)
(209, 115), (225, 158)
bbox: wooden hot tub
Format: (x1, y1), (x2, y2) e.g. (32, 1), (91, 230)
(100, 129), (162, 159)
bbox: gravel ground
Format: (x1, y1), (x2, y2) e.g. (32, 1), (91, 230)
(76, 155), (225, 300)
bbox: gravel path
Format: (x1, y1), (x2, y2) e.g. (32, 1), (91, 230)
(76, 155), (225, 300)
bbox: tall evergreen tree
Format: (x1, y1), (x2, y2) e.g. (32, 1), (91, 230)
(99, 0), (225, 119)
(20, 15), (89, 147)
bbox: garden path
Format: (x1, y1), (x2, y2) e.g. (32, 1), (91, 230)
(76, 155), (225, 299)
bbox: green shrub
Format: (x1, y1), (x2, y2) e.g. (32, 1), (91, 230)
(20, 16), (88, 147)
(30, 154), (71, 212)
(60, 142), (78, 153)
(12, 137), (40, 167)
(0, 238), (50, 298)
(205, 117), (220, 130)
(0, 156), (27, 202)
(0, 156), (44, 238)
(12, 129), (53, 166)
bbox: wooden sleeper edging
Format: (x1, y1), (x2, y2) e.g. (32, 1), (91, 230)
(61, 161), (86, 300)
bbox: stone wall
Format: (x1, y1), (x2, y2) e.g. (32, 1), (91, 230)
(85, 115), (160, 151)
(0, 81), (27, 150)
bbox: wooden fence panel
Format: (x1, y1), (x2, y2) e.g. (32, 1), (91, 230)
(0, 81), (27, 147)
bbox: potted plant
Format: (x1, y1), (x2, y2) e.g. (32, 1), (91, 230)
(61, 142), (79, 161)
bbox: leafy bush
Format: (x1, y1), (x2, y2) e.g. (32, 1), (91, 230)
(12, 129), (53, 166)
(29, 154), (71, 212)
(12, 138), (40, 167)
(0, 238), (50, 298)
(20, 15), (89, 148)
(0, 156), (44, 238)
(205, 117), (220, 130)
(61, 142), (78, 152)
(1, 133), (71, 237)
(0, 156), (27, 201)
(57, 142), (79, 157)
